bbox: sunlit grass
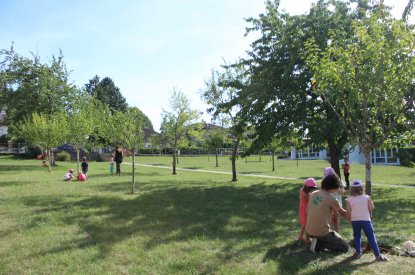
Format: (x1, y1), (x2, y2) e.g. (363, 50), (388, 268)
(0, 155), (414, 274)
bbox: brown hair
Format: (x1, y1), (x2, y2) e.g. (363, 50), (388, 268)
(349, 185), (364, 196)
(321, 173), (341, 191)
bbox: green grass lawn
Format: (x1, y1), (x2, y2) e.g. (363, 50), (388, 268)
(0, 155), (414, 274)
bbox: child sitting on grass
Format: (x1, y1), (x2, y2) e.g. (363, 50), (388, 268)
(77, 171), (87, 181)
(63, 169), (74, 181)
(346, 179), (388, 261)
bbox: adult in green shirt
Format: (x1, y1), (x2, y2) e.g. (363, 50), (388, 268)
(306, 173), (350, 253)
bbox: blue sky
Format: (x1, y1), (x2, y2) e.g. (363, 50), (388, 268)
(0, 0), (410, 130)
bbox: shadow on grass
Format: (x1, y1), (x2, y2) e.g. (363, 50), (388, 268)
(21, 182), (299, 263)
(0, 180), (32, 187)
(0, 164), (41, 173)
(18, 180), (415, 272)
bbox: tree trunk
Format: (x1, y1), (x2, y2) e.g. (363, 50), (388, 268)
(131, 150), (136, 193)
(172, 146), (177, 175)
(76, 149), (80, 174)
(47, 149), (52, 172)
(231, 138), (240, 182)
(215, 149), (219, 167)
(272, 152), (275, 172)
(328, 142), (342, 178)
(362, 146), (372, 196)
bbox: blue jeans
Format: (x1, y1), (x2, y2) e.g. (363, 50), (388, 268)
(351, 220), (380, 256)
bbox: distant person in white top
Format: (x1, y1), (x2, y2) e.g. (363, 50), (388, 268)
(346, 179), (388, 261)
(63, 168), (74, 181)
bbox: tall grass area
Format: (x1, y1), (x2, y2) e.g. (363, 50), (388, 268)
(0, 155), (414, 274)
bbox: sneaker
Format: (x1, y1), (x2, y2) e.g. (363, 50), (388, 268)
(353, 252), (362, 259)
(310, 238), (317, 253)
(375, 255), (388, 261)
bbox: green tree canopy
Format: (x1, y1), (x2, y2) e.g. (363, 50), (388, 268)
(84, 75), (128, 112)
(160, 87), (199, 175)
(305, 1), (415, 195)
(0, 45), (76, 135)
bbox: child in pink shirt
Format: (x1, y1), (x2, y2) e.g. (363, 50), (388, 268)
(298, 177), (317, 243)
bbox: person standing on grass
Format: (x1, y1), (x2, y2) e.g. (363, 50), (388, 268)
(298, 177), (318, 243)
(81, 157), (88, 178)
(346, 179), (388, 261)
(341, 158), (351, 189)
(109, 157), (115, 175)
(306, 173), (350, 253)
(113, 145), (123, 176)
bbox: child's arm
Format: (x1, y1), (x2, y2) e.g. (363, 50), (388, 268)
(368, 197), (374, 211)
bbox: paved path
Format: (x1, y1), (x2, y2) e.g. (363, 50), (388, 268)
(125, 163), (414, 188)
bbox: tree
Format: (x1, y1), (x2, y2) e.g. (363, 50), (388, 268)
(84, 75), (128, 112)
(201, 66), (248, 181)
(111, 107), (145, 193)
(1, 46), (75, 134)
(160, 88), (199, 175)
(305, 2), (415, 195)
(14, 112), (67, 171)
(224, 0), (355, 176)
(403, 0), (414, 21)
(204, 128), (226, 167)
(66, 93), (97, 174)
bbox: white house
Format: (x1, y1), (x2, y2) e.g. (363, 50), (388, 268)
(0, 110), (8, 138)
(291, 145), (400, 165)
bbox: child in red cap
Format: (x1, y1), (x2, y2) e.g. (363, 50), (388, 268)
(298, 177), (317, 243)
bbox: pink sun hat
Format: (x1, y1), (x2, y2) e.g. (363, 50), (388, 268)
(304, 178), (317, 188)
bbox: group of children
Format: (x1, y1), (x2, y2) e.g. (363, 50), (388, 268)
(63, 157), (88, 181)
(63, 156), (117, 181)
(297, 163), (388, 261)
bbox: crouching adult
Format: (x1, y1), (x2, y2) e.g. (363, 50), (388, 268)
(306, 173), (350, 253)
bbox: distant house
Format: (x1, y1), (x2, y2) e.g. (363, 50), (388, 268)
(0, 110), (7, 138)
(290, 144), (400, 165)
(143, 127), (159, 148)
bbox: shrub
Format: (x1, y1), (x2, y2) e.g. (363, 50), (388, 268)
(56, 151), (70, 162)
(396, 148), (415, 168)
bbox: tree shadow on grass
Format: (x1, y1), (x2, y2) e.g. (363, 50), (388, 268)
(21, 182), (300, 264)
(0, 164), (40, 173)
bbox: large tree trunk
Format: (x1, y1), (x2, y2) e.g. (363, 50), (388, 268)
(215, 149), (219, 167)
(362, 145), (372, 196)
(131, 150), (136, 193)
(272, 152), (275, 172)
(172, 145), (177, 175)
(231, 138), (240, 182)
(328, 142), (342, 178)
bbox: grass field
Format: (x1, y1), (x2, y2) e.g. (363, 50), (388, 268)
(0, 155), (414, 274)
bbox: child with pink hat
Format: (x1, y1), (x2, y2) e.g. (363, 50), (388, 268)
(298, 177), (318, 243)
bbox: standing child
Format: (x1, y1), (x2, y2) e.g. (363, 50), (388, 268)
(324, 167), (345, 233)
(81, 157), (88, 178)
(342, 158), (351, 189)
(63, 168), (74, 181)
(346, 179), (388, 261)
(110, 157), (115, 175)
(298, 177), (317, 243)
